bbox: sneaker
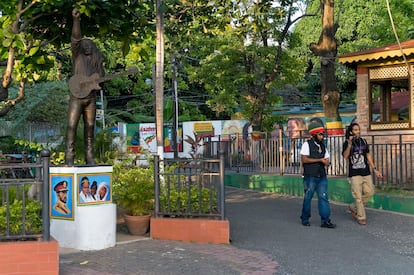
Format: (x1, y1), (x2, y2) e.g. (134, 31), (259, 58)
(348, 206), (357, 220)
(357, 220), (367, 225)
(321, 220), (336, 228)
(302, 221), (310, 226)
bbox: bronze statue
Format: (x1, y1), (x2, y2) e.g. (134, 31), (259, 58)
(65, 8), (105, 165)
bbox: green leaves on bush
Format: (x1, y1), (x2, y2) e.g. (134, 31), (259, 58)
(159, 184), (217, 215)
(0, 199), (42, 235)
(112, 163), (155, 216)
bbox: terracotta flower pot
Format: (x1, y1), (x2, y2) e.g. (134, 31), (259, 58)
(123, 214), (151, 235)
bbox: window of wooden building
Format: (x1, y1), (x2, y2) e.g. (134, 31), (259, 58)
(369, 65), (410, 130)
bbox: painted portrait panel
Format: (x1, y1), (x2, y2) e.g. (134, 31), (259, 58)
(50, 174), (74, 220)
(78, 173), (112, 205)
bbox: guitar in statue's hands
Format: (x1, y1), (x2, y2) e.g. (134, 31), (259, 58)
(69, 67), (138, 98)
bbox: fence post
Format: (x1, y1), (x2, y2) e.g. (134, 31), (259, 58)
(399, 134), (403, 184)
(154, 155), (160, 218)
(40, 149), (50, 241)
(219, 148), (225, 220)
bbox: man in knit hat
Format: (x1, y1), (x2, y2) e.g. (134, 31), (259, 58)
(299, 121), (336, 228)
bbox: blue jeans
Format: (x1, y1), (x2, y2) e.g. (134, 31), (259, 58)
(301, 176), (331, 224)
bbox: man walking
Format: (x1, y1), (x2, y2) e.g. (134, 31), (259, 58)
(300, 121), (336, 228)
(342, 122), (383, 225)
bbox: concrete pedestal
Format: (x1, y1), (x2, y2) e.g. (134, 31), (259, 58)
(50, 166), (116, 251)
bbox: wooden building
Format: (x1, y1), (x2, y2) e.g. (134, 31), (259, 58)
(339, 40), (414, 143)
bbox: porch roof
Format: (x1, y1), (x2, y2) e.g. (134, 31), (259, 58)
(338, 40), (414, 68)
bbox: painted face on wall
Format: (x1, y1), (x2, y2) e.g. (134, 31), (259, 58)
(81, 179), (90, 195)
(287, 119), (305, 139)
(99, 186), (107, 200)
(57, 190), (67, 203)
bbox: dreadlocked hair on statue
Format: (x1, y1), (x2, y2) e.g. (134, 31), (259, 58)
(80, 38), (104, 73)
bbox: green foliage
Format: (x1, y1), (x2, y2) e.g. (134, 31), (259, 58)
(0, 136), (16, 154)
(94, 128), (121, 165)
(157, 162), (218, 215)
(159, 184), (218, 215)
(179, 1), (305, 126)
(112, 160), (155, 216)
(14, 139), (43, 153)
(2, 81), (69, 126)
(3, 0), (412, 125)
(262, 114), (286, 133)
(0, 199), (43, 235)
(291, 0), (414, 102)
(0, 0), (154, 117)
(50, 151), (65, 166)
(0, 137), (42, 158)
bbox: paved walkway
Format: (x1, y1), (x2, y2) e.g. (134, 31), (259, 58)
(60, 187), (414, 274)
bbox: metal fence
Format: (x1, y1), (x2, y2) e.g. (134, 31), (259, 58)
(154, 154), (225, 220)
(0, 150), (51, 241)
(0, 120), (63, 146)
(203, 134), (414, 187)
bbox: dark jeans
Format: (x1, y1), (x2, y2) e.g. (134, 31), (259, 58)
(300, 176), (331, 224)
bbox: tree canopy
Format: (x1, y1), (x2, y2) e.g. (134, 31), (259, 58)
(0, 0), (154, 116)
(2, 0), (414, 132)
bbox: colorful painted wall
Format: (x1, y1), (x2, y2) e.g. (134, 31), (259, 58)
(118, 114), (355, 159)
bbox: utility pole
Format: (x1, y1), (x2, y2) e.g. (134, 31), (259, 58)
(155, 0), (164, 160)
(171, 53), (178, 159)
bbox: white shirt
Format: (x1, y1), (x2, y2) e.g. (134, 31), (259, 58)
(300, 141), (330, 159)
(79, 192), (93, 203)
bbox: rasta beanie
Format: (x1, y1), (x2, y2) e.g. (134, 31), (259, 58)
(308, 121), (325, 136)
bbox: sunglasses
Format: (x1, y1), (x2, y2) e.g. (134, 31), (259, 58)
(317, 132), (325, 136)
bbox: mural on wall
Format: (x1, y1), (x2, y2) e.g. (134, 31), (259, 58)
(50, 174), (74, 220)
(221, 120), (247, 139)
(280, 115), (356, 138)
(139, 123), (157, 153)
(78, 173), (112, 205)
(126, 123), (141, 153)
(221, 120), (250, 159)
(121, 115), (356, 160)
(182, 121), (223, 159)
(193, 121), (215, 137)
(163, 124), (183, 153)
(184, 122), (214, 158)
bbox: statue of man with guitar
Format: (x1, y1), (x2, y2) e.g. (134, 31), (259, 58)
(65, 7), (105, 165)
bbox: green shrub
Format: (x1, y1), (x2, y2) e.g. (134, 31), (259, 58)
(112, 161), (155, 216)
(160, 184), (218, 215)
(0, 199), (42, 235)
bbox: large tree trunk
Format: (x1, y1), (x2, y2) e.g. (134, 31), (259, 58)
(309, 0), (343, 135)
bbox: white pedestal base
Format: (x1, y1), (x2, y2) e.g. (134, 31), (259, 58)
(50, 166), (116, 251)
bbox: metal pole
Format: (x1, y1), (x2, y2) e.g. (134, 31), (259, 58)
(399, 134), (403, 184)
(279, 128), (284, 175)
(41, 149), (51, 241)
(171, 53), (179, 159)
(154, 155), (160, 218)
(100, 89), (105, 129)
(219, 148), (225, 220)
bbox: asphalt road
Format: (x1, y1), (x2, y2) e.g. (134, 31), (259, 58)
(226, 187), (414, 274)
(60, 187), (414, 274)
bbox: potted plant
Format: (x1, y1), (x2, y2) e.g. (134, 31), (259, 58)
(112, 160), (154, 235)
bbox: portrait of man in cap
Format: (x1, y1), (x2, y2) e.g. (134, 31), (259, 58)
(52, 180), (71, 216)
